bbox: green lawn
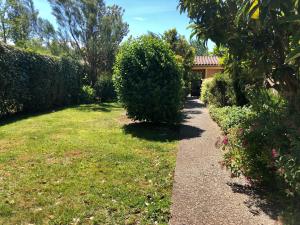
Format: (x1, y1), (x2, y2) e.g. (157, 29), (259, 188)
(0, 103), (178, 224)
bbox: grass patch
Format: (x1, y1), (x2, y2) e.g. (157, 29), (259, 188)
(0, 103), (178, 224)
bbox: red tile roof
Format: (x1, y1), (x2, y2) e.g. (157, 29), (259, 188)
(194, 56), (220, 66)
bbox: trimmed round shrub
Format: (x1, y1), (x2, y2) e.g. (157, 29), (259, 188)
(113, 36), (183, 123)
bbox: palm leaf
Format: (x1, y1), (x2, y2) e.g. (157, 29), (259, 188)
(285, 46), (300, 63)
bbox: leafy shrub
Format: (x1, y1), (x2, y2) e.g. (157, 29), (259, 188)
(80, 85), (96, 104)
(0, 43), (84, 117)
(113, 36), (183, 123)
(209, 105), (255, 133)
(200, 78), (213, 104)
(94, 74), (116, 102)
(203, 73), (236, 107)
(175, 55), (189, 97)
(215, 89), (300, 195)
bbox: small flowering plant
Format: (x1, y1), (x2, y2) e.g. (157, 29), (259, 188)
(222, 136), (229, 145)
(211, 92), (299, 195)
(272, 149), (279, 159)
(219, 127), (251, 179)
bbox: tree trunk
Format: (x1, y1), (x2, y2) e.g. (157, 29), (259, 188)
(1, 19), (7, 44)
(89, 65), (98, 86)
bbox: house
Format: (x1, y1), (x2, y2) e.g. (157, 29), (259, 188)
(190, 56), (224, 96)
(192, 56), (223, 79)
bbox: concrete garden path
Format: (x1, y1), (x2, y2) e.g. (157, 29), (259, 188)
(169, 97), (277, 225)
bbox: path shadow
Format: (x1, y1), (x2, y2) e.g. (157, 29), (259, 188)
(227, 182), (300, 224)
(180, 124), (205, 140)
(183, 97), (206, 110)
(181, 109), (202, 121)
(181, 97), (204, 121)
(227, 182), (279, 219)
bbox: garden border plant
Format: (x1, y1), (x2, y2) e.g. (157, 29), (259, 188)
(210, 87), (300, 197)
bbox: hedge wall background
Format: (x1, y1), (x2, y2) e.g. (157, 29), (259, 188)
(0, 43), (85, 117)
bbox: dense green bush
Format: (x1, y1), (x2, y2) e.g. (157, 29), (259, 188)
(79, 85), (96, 104)
(0, 43), (84, 117)
(201, 73), (236, 107)
(214, 90), (300, 195)
(94, 74), (116, 102)
(113, 36), (183, 123)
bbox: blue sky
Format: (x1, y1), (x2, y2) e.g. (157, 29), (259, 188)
(33, 0), (214, 50)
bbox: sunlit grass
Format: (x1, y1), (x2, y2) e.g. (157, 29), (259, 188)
(0, 103), (178, 224)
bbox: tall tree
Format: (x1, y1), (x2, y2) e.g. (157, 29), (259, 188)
(0, 0), (8, 43)
(190, 39), (208, 56)
(6, 0), (38, 44)
(162, 28), (195, 95)
(0, 0), (48, 45)
(36, 17), (56, 46)
(48, 0), (129, 85)
(179, 0), (300, 109)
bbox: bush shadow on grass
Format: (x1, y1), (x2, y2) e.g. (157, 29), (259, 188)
(123, 122), (204, 142)
(74, 104), (113, 112)
(227, 182), (300, 224)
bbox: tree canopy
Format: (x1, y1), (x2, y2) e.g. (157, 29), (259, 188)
(162, 28), (195, 96)
(179, 0), (300, 110)
(48, 0), (129, 84)
(0, 0), (129, 85)
(0, 0), (50, 45)
(190, 39), (208, 56)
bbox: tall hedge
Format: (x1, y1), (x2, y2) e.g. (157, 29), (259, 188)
(0, 43), (85, 117)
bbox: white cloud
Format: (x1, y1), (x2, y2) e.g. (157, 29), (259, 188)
(133, 17), (145, 21)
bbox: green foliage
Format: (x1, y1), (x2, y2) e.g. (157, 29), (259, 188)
(200, 78), (213, 104)
(79, 85), (96, 104)
(211, 45), (227, 57)
(209, 105), (255, 133)
(5, 0), (38, 44)
(162, 28), (195, 97)
(0, 43), (84, 117)
(190, 38), (208, 56)
(113, 36), (183, 123)
(212, 90), (300, 196)
(0, 0), (56, 46)
(179, 0), (300, 110)
(94, 74), (116, 102)
(202, 73), (236, 107)
(49, 0), (129, 84)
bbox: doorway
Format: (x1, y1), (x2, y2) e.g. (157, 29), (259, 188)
(190, 70), (204, 97)
(191, 79), (202, 97)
